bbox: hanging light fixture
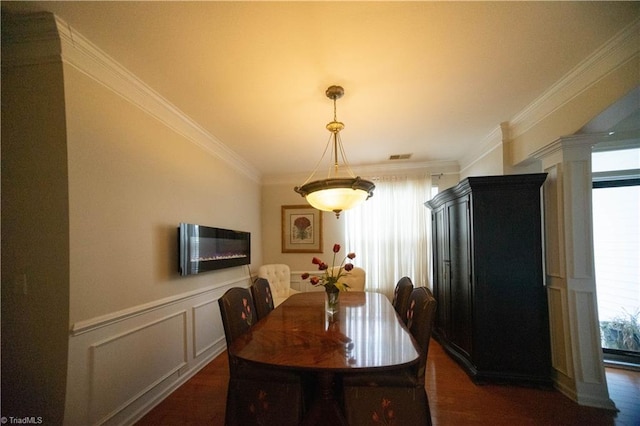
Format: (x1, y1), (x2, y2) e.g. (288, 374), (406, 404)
(294, 85), (375, 218)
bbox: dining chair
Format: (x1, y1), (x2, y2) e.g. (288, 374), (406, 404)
(392, 276), (414, 323)
(218, 287), (304, 425)
(342, 287), (437, 425)
(250, 278), (274, 321)
(328, 265), (366, 291)
(257, 264), (300, 307)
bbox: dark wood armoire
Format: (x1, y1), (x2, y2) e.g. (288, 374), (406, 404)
(425, 173), (552, 386)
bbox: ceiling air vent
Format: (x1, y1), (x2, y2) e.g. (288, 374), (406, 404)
(389, 154), (412, 160)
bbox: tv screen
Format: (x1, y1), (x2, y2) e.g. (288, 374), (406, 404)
(179, 223), (251, 276)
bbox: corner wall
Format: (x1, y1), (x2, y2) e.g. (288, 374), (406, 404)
(261, 183), (345, 273)
(1, 12), (263, 425)
(457, 17), (639, 408)
(1, 13), (70, 423)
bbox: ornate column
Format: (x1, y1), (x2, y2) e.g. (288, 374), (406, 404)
(533, 136), (615, 409)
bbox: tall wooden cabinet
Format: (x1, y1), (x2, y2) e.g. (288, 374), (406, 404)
(425, 173), (552, 386)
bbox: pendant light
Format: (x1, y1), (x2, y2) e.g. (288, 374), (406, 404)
(294, 85), (375, 218)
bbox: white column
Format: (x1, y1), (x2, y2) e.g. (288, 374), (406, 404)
(533, 136), (615, 409)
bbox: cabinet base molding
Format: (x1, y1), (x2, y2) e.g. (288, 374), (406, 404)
(435, 333), (554, 388)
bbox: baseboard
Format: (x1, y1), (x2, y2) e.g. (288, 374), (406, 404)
(123, 346), (226, 425)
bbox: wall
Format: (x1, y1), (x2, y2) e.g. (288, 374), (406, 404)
(1, 12), (262, 425)
(261, 182), (344, 274)
(460, 144), (504, 179)
(63, 61), (261, 426)
(457, 17), (639, 408)
(261, 162), (461, 278)
(1, 14), (70, 423)
(64, 64), (261, 324)
(459, 18), (639, 178)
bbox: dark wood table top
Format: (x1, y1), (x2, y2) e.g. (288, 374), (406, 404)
(229, 291), (420, 373)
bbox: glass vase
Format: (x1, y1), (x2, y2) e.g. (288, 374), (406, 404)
(325, 288), (340, 315)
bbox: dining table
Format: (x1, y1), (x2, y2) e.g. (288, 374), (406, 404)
(228, 290), (420, 425)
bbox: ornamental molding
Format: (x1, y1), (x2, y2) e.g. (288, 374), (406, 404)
(510, 17), (640, 140)
(461, 17), (640, 171)
(2, 12), (261, 183)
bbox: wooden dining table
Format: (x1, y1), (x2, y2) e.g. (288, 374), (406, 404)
(228, 291), (420, 425)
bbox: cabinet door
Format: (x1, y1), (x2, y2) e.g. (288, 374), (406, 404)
(447, 197), (472, 357)
(431, 207), (449, 339)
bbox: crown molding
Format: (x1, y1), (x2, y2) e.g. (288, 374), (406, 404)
(2, 12), (261, 183)
(461, 17), (639, 171)
(530, 131), (640, 161)
(510, 17), (640, 140)
(458, 125), (504, 175)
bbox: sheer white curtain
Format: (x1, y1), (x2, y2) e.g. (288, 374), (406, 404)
(344, 175), (431, 299)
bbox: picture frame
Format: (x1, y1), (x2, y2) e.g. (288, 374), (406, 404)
(281, 204), (323, 253)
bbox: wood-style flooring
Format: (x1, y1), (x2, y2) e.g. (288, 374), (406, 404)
(136, 339), (640, 425)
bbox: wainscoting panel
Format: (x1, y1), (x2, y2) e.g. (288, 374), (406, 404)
(543, 163), (565, 279)
(65, 278), (247, 426)
(89, 311), (187, 424)
(193, 299), (225, 358)
(565, 160), (595, 279)
(547, 283), (571, 378)
(571, 288), (605, 384)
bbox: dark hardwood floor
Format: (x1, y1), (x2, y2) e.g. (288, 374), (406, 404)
(136, 339), (640, 425)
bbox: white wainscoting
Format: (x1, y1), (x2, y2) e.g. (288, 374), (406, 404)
(65, 278), (246, 426)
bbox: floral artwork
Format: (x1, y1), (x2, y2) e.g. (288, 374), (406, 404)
(406, 299), (416, 329)
(392, 285), (401, 307)
(372, 397), (396, 425)
(292, 215), (312, 241)
(248, 389), (269, 424)
(281, 205), (323, 253)
(264, 286), (272, 306)
(241, 297), (253, 326)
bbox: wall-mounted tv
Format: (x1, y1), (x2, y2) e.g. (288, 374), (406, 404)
(179, 223), (251, 276)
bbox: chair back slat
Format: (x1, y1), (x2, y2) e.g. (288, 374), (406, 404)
(405, 287), (437, 384)
(218, 287), (256, 347)
(251, 278), (275, 321)
(392, 276), (414, 322)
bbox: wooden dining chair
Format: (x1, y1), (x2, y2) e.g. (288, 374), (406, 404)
(392, 276), (414, 323)
(250, 278), (275, 321)
(218, 287), (304, 426)
(342, 287), (437, 425)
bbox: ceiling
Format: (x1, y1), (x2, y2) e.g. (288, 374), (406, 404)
(3, 1), (639, 180)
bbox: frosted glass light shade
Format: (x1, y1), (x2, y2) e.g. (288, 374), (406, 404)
(295, 177), (375, 217)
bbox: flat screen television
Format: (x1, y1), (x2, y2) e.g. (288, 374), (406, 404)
(179, 223), (251, 276)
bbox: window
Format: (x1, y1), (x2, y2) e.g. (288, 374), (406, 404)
(344, 175), (431, 298)
(592, 147), (640, 366)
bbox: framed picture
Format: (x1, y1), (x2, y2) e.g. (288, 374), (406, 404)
(281, 204), (323, 253)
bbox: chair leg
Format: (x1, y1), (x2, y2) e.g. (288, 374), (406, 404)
(343, 385), (431, 426)
(225, 377), (304, 426)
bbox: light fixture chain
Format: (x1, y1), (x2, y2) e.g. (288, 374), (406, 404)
(336, 133), (357, 178)
(294, 84), (375, 217)
(299, 132), (334, 186)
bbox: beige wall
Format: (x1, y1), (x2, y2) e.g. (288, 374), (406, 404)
(1, 48), (70, 424)
(261, 182), (345, 273)
(460, 144), (504, 180)
(65, 65), (262, 323)
(2, 12), (263, 424)
(510, 59), (639, 166)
